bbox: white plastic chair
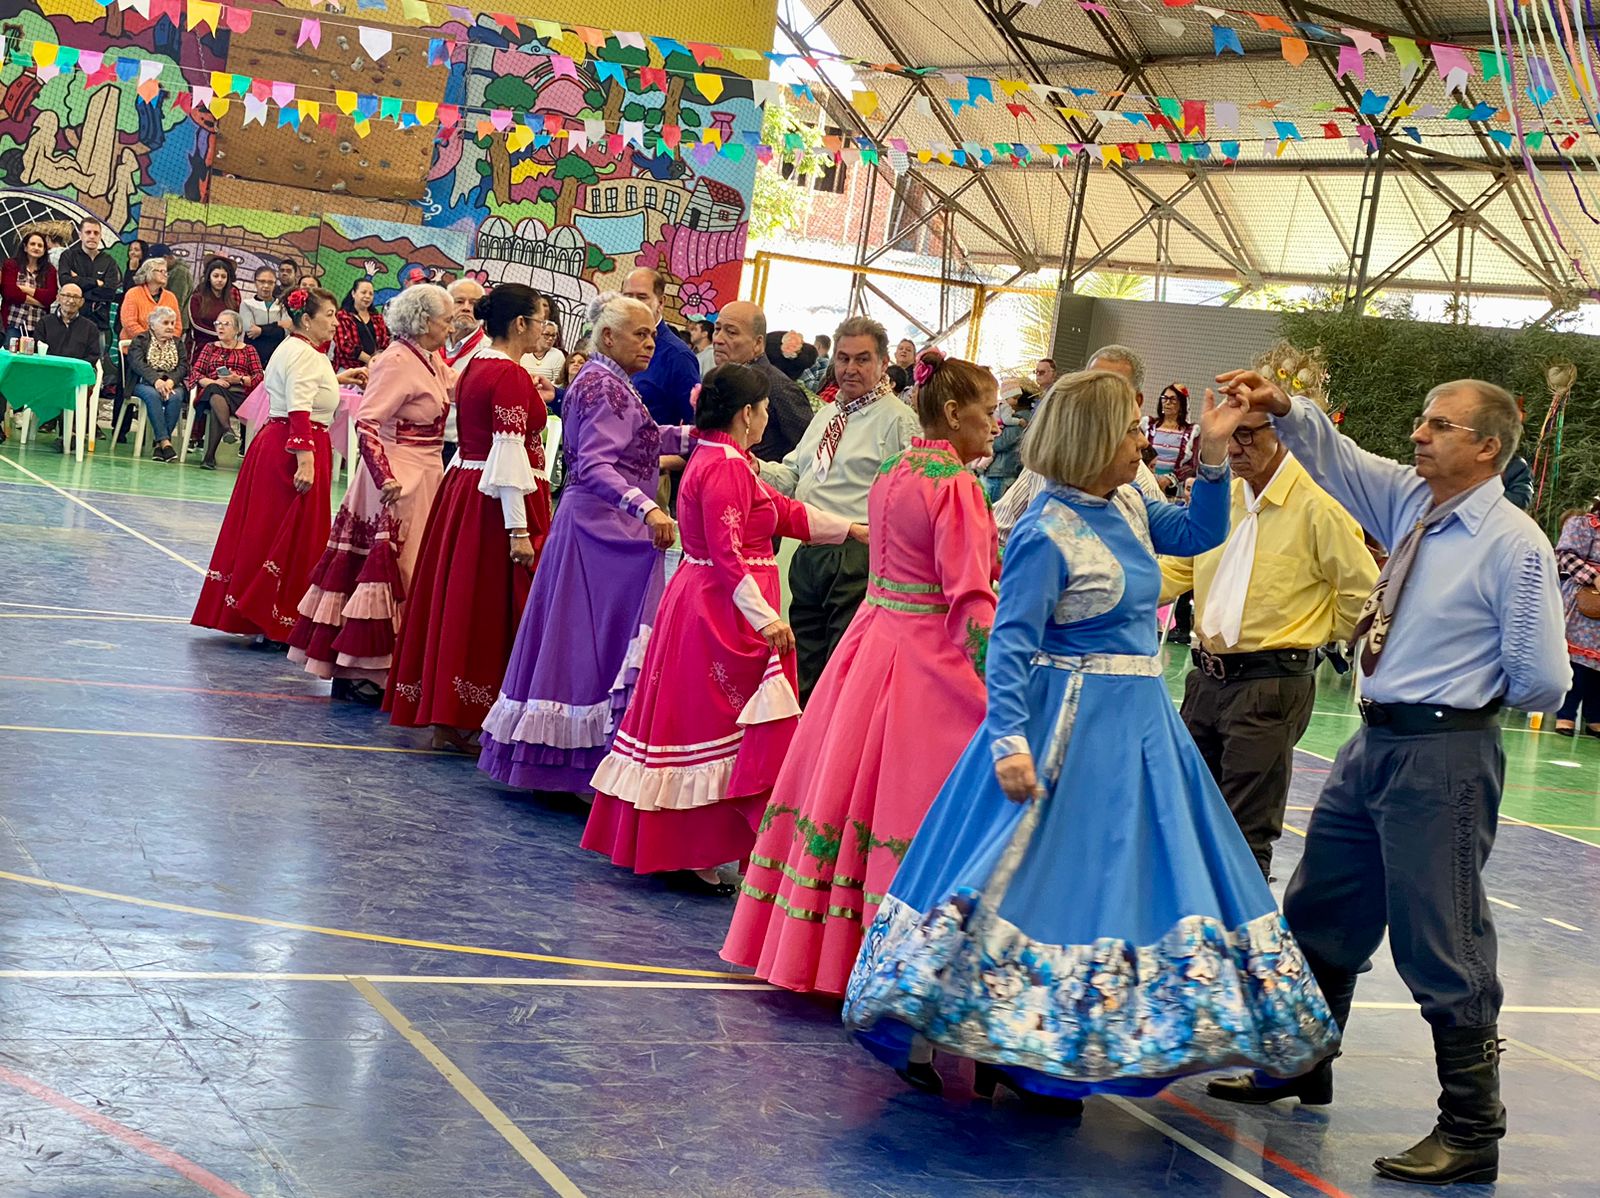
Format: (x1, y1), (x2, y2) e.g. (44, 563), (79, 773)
(131, 381), (198, 462)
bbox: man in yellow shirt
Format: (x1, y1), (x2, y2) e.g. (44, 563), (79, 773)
(1161, 406), (1376, 878)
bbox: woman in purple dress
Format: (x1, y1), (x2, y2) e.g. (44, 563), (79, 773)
(479, 293), (691, 792)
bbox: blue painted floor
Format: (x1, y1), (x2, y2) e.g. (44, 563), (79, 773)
(2, 447), (1599, 1198)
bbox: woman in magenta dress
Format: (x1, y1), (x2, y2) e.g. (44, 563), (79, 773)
(723, 352), (999, 988)
(582, 365), (864, 892)
(287, 284), (453, 702)
(385, 284), (553, 750)
(478, 294), (693, 793)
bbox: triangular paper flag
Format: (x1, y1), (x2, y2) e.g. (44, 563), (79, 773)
(1391, 37), (1422, 83)
(616, 31), (645, 50)
(210, 70), (233, 95)
(271, 81), (295, 107)
(297, 17), (320, 49)
(1158, 17), (1185, 36)
(187, 0), (221, 33)
(1344, 28), (1382, 56)
(209, 96), (230, 119)
(1215, 100), (1238, 129)
(852, 89), (878, 119)
(353, 118), (371, 139)
(1337, 44), (1365, 82)
(693, 73), (724, 102)
(358, 26), (392, 61)
(1431, 43), (1470, 94)
(297, 99), (320, 124)
(1212, 26), (1244, 55)
(1249, 13), (1292, 32)
(223, 5), (250, 33)
(1480, 50), (1504, 82)
(1281, 37), (1308, 67)
(243, 93), (269, 125)
(506, 125), (533, 153)
(415, 100), (437, 124)
(139, 59), (163, 84)
(336, 90), (358, 115)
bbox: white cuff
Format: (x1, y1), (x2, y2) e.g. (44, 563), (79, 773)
(479, 431), (540, 497)
(805, 506), (852, 544)
(499, 489), (524, 529)
(733, 574), (780, 631)
(990, 735), (1031, 763)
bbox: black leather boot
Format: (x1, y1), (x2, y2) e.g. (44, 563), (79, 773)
(1373, 1025), (1504, 1186)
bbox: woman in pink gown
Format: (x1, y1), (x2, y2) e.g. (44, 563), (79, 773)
(287, 284), (453, 702)
(723, 351), (999, 992)
(582, 365), (864, 893)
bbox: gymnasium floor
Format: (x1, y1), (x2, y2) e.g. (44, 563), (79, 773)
(1, 438), (1597, 1198)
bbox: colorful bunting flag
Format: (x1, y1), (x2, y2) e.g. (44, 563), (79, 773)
(1280, 37), (1307, 67)
(1211, 26), (1244, 55)
(358, 26), (392, 61)
(297, 17), (320, 49)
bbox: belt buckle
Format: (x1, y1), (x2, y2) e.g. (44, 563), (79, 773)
(1199, 649), (1226, 682)
(1359, 699), (1389, 726)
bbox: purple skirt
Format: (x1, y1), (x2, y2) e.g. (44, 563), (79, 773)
(479, 489), (665, 792)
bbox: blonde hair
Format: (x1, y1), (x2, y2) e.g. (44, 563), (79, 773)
(1021, 369), (1139, 489)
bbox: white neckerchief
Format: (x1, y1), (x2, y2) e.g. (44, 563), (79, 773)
(1198, 452), (1292, 649)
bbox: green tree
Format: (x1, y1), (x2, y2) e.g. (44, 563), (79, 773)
(1078, 272), (1153, 301)
(750, 93), (828, 242)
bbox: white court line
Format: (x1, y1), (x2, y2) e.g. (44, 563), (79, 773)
(0, 600), (186, 621)
(1544, 918), (1585, 933)
(1488, 896), (1522, 910)
(0, 475), (228, 505)
(1106, 1097), (1292, 1198)
(1352, 1000), (1600, 1015)
(1505, 1036), (1600, 1083)
(0, 455), (204, 575)
(0, 968), (773, 990)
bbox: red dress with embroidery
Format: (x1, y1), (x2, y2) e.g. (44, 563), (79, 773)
(287, 339), (450, 683)
(581, 431), (851, 874)
(385, 352), (551, 730)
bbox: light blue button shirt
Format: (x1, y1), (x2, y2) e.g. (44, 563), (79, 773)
(1274, 398), (1570, 712)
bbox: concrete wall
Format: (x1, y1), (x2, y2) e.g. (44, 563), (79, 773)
(1052, 294), (1282, 415)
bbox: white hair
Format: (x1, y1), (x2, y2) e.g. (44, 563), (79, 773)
(587, 291), (652, 340)
(1087, 343), (1145, 393)
(448, 278), (484, 300)
(134, 259), (166, 285)
(148, 306), (178, 331)
(217, 309), (240, 330)
(385, 283), (450, 339)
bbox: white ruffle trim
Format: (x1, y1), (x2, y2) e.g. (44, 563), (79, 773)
(481, 693), (612, 749)
(590, 749), (737, 812)
(737, 670), (800, 726)
(478, 431), (540, 495)
(609, 625), (652, 696)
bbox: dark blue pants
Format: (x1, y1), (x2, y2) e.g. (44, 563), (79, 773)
(132, 381), (183, 444)
(1284, 724), (1505, 1029)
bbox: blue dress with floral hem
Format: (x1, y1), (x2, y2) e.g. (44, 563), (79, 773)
(842, 473), (1341, 1099)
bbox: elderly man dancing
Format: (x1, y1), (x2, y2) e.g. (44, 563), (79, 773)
(1205, 371), (1569, 1187)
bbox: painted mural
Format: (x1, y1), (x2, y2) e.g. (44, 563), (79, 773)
(0, 0), (759, 322)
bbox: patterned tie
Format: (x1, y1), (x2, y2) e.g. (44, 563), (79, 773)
(814, 377), (891, 481)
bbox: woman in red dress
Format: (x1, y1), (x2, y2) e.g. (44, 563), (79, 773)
(191, 288), (353, 646)
(386, 284), (554, 750)
(581, 365), (864, 893)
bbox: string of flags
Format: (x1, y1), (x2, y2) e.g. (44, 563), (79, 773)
(8, 35), (1591, 170)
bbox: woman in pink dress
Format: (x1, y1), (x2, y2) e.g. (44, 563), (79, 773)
(582, 365), (865, 894)
(287, 284), (453, 703)
(723, 351), (999, 992)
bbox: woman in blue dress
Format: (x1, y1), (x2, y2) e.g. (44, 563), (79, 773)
(844, 369), (1340, 1113)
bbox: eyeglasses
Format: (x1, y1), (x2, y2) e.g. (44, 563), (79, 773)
(1412, 415), (1482, 436)
(1231, 425), (1270, 446)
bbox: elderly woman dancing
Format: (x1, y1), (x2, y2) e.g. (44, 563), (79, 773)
(287, 283), (454, 702)
(480, 292), (693, 792)
(843, 371), (1340, 1111)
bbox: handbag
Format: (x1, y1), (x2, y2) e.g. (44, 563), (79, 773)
(1578, 586), (1600, 620)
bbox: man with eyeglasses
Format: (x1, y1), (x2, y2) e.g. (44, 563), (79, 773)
(1205, 371), (1569, 1189)
(1159, 406), (1375, 881)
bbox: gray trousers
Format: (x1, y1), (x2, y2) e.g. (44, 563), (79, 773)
(788, 539), (869, 707)
(1182, 669), (1316, 877)
(1283, 724), (1506, 1029)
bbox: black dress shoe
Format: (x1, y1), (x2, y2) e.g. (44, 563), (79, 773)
(973, 1064), (1083, 1116)
(1207, 1057), (1334, 1106)
(669, 871), (737, 897)
(1373, 1131), (1497, 1186)
(895, 1059), (944, 1095)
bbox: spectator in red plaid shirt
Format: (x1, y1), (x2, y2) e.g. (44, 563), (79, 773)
(188, 310), (263, 470)
(333, 279), (389, 373)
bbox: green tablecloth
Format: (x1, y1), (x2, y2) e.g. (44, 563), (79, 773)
(0, 349), (98, 423)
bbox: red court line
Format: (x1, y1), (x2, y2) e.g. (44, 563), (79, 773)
(0, 674), (327, 704)
(1158, 1091), (1355, 1198)
(0, 1063), (256, 1198)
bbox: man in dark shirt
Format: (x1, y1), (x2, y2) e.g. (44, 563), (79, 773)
(55, 217), (121, 338)
(714, 300), (813, 462)
(37, 283), (103, 452)
(620, 267), (699, 426)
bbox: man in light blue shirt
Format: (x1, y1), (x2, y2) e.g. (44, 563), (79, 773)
(1205, 372), (1569, 1188)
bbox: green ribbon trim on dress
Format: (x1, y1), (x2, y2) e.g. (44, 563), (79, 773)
(869, 573), (942, 594)
(738, 882), (863, 923)
(750, 853), (865, 892)
(865, 594), (950, 614)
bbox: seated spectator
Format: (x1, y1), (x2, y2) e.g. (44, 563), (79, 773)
(188, 310), (262, 470)
(3, 230), (57, 341)
(126, 305), (189, 462)
(36, 283), (102, 365)
(334, 279), (390, 372)
(521, 319), (566, 387)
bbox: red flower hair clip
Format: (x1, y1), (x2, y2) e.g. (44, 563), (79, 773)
(913, 347), (946, 388)
(285, 288), (311, 315)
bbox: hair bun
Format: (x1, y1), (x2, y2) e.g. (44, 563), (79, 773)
(473, 293), (493, 321)
(586, 291), (620, 324)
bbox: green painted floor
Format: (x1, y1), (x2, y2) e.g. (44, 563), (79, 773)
(8, 432), (1599, 846)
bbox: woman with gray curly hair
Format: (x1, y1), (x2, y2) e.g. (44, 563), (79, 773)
(480, 291), (697, 792)
(125, 305), (189, 461)
(288, 282), (455, 702)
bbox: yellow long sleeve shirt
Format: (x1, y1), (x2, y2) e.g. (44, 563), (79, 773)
(1160, 453), (1378, 653)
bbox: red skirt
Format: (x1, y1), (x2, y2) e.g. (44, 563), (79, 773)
(190, 421), (332, 639)
(384, 468), (551, 729)
(581, 790), (768, 875)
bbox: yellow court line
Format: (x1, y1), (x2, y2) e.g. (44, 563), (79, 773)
(0, 969), (772, 990)
(0, 724), (453, 756)
(1504, 1036), (1600, 1082)
(0, 600), (187, 620)
(0, 455), (205, 575)
(351, 978), (589, 1198)
(0, 868), (751, 980)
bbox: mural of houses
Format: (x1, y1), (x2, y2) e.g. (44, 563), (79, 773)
(573, 178), (693, 257)
(683, 178), (743, 233)
(468, 217), (596, 344)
